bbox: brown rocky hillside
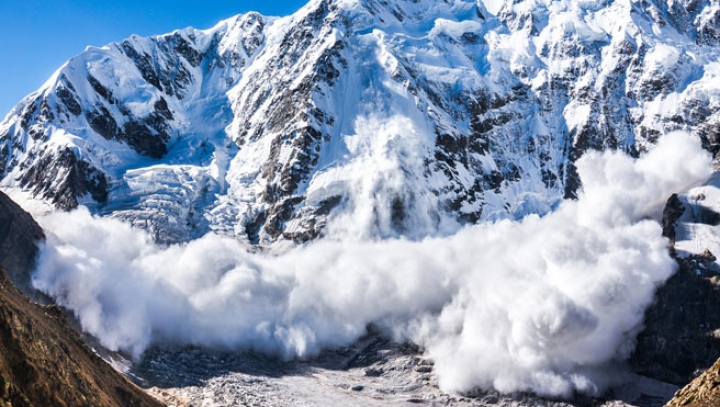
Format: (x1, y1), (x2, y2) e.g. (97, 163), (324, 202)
(0, 189), (163, 407)
(665, 357), (720, 407)
(0, 265), (164, 407)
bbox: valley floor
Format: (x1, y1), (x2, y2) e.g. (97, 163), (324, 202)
(118, 331), (677, 407)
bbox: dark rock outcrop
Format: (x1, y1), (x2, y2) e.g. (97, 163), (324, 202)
(631, 251), (720, 385)
(662, 194), (686, 246)
(18, 147), (108, 210)
(632, 193), (720, 386)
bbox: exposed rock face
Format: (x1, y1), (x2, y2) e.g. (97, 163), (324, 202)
(17, 147), (108, 210)
(1, 0), (720, 244)
(0, 190), (44, 294)
(632, 191), (720, 387)
(0, 191), (162, 406)
(631, 251), (720, 386)
(662, 194), (686, 246)
(0, 266), (164, 407)
(665, 357), (720, 407)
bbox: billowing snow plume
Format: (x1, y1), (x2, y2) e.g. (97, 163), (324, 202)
(33, 133), (711, 397)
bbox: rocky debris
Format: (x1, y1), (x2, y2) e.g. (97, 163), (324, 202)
(135, 328), (658, 407)
(665, 357), (720, 407)
(0, 266), (164, 407)
(0, 190), (44, 296)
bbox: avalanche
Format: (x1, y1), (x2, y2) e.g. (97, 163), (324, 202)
(33, 133), (712, 396)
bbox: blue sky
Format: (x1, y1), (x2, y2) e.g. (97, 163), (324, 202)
(0, 1), (308, 117)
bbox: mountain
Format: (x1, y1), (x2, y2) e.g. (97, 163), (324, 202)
(3, 0), (720, 404)
(2, 0), (719, 244)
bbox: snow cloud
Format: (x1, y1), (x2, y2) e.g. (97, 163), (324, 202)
(32, 132), (712, 397)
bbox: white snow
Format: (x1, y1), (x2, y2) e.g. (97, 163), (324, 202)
(674, 172), (720, 266)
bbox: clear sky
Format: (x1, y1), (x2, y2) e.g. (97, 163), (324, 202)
(0, 0), (308, 118)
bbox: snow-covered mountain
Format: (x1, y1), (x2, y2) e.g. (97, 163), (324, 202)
(1, 0), (720, 244)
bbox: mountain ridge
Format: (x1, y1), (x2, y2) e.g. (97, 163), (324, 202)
(3, 0), (719, 245)
(0, 190), (44, 296)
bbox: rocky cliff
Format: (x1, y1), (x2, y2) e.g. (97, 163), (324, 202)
(632, 181), (720, 404)
(631, 251), (720, 386)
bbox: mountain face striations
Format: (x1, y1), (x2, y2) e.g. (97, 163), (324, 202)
(1, 0), (719, 244)
(665, 355), (720, 407)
